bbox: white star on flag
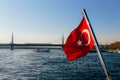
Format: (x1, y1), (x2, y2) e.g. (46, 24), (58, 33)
(77, 40), (82, 46)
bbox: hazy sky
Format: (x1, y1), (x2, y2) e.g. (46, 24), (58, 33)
(0, 0), (120, 44)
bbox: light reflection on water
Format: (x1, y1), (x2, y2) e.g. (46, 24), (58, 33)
(0, 49), (119, 80)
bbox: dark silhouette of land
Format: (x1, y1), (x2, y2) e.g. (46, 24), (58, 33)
(0, 43), (62, 49)
(0, 41), (120, 53)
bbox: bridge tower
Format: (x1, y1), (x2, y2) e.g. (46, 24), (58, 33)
(10, 32), (14, 50)
(62, 34), (64, 45)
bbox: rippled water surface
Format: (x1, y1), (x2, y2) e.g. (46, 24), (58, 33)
(0, 49), (119, 80)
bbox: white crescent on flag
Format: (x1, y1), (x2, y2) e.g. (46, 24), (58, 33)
(81, 29), (90, 46)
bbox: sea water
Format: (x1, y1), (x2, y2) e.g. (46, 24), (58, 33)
(0, 49), (119, 80)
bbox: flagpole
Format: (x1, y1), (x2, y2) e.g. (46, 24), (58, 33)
(82, 9), (111, 80)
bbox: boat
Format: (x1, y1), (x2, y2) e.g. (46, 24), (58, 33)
(118, 51), (120, 53)
(34, 48), (50, 52)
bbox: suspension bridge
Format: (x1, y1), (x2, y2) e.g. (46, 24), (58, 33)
(0, 33), (64, 50)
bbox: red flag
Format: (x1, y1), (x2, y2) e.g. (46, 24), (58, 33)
(62, 17), (94, 61)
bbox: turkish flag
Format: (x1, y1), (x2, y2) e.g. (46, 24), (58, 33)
(62, 17), (94, 61)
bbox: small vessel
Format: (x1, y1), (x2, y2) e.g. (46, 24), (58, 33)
(34, 48), (50, 52)
(117, 51), (120, 53)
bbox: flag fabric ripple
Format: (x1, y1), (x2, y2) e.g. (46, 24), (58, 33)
(62, 17), (94, 61)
